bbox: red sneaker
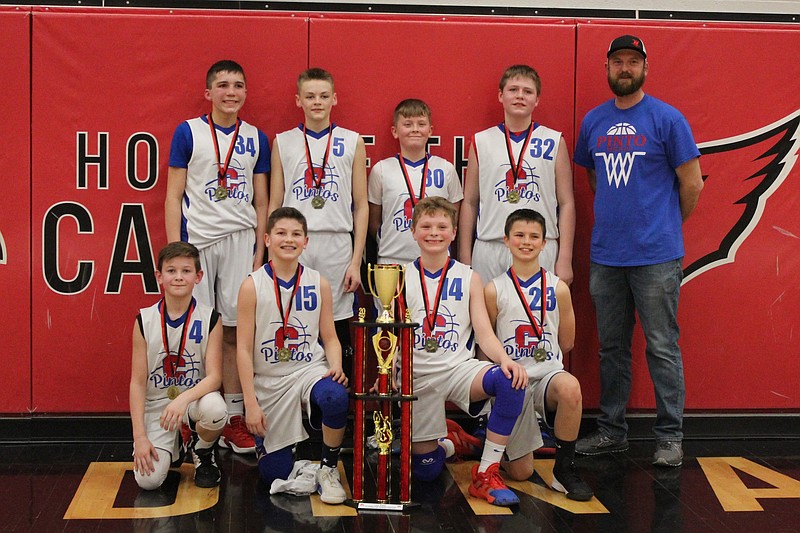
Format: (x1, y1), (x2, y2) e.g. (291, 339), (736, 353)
(446, 419), (483, 458)
(219, 415), (256, 454)
(469, 463), (519, 506)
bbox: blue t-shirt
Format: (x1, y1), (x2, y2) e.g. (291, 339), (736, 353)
(574, 94), (700, 266)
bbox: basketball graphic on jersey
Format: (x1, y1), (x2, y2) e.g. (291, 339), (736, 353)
(261, 318), (314, 363)
(203, 159), (246, 201)
(503, 321), (555, 361)
(494, 160), (541, 203)
(420, 303), (461, 352)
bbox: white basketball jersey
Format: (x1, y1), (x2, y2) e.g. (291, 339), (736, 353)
(276, 125), (360, 233)
(474, 123), (561, 242)
(491, 269), (563, 380)
(403, 258), (475, 376)
(368, 155), (463, 264)
(250, 263), (327, 378)
(139, 298), (214, 401)
(182, 117), (261, 249)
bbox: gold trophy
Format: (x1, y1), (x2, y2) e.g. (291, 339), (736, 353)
(367, 263), (405, 323)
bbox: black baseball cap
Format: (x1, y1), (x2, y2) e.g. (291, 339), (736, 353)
(607, 34), (647, 59)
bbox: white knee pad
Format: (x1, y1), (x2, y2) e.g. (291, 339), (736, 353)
(134, 447), (172, 490)
(189, 391), (227, 432)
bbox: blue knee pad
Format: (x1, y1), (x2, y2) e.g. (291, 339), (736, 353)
(257, 442), (294, 485)
(483, 366), (525, 436)
(412, 446), (446, 482)
(311, 376), (349, 430)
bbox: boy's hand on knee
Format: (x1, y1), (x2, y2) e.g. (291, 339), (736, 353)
(133, 436), (158, 474)
(501, 358), (528, 389)
(246, 410), (267, 437)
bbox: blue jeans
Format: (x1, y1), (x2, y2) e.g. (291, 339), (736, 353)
(589, 260), (684, 442)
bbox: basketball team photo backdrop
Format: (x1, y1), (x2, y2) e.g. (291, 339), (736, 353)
(5, 6), (800, 417)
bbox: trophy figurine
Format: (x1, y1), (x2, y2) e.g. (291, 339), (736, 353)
(367, 263), (405, 323)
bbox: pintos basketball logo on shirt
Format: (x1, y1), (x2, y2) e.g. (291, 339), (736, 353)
(150, 349), (202, 390)
(502, 322), (558, 362)
(493, 159), (543, 204)
(593, 122), (647, 188)
(203, 159), (250, 203)
(415, 303), (461, 353)
(259, 318), (314, 364)
(291, 164), (342, 204)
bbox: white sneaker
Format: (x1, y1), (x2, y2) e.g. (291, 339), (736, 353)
(316, 465), (346, 504)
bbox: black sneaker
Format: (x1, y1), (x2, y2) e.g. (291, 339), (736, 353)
(576, 430), (629, 455)
(192, 446), (221, 488)
(551, 461), (594, 501)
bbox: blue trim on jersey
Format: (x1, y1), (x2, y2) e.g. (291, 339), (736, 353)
(298, 123), (335, 139)
(508, 268), (543, 288)
(255, 129), (271, 174)
(164, 297), (197, 328)
(497, 122), (540, 141)
(168, 122), (194, 168)
(263, 262), (304, 289)
(415, 257), (456, 278)
(401, 155), (428, 167)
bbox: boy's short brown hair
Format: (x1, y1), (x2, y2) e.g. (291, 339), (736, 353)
(297, 67), (334, 93)
(206, 60), (245, 89)
(499, 64), (541, 95)
(267, 206), (308, 235)
(158, 241), (201, 272)
(411, 196), (458, 230)
(393, 98), (432, 125)
(503, 208), (547, 238)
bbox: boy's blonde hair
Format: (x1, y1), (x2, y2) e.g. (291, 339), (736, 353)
(499, 64), (541, 95)
(297, 67), (334, 93)
(411, 196), (458, 230)
(393, 99), (432, 125)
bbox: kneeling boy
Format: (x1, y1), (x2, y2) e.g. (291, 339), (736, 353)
(237, 207), (350, 504)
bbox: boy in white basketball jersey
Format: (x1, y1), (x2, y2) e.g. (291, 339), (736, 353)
(459, 65), (576, 286)
(130, 242), (227, 490)
(368, 99), (463, 265)
(269, 68), (368, 379)
(166, 60), (270, 454)
(237, 207), (350, 505)
(484, 209), (592, 501)
(404, 197), (527, 507)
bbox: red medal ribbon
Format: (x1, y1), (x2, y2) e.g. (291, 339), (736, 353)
(503, 122), (535, 187)
(159, 298), (196, 377)
(207, 114), (241, 189)
(269, 261), (303, 349)
(417, 257), (451, 337)
(509, 267), (546, 340)
(302, 123), (335, 191)
(397, 154), (430, 210)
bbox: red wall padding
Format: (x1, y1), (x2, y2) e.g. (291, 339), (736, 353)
(3, 9), (798, 413)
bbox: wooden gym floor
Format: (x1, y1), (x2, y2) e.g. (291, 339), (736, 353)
(3, 435), (800, 532)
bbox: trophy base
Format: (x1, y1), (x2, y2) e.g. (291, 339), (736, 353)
(346, 500), (419, 513)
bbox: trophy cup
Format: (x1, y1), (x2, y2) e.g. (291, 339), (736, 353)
(367, 264), (405, 323)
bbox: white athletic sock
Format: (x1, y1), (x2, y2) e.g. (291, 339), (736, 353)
(478, 439), (506, 473)
(224, 393), (244, 417)
(194, 436), (216, 451)
(438, 438), (455, 459)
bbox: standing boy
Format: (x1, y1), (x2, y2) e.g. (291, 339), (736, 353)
(269, 68), (368, 376)
(165, 60), (270, 454)
(485, 209), (592, 501)
(368, 98), (463, 265)
(573, 35), (703, 466)
(404, 197), (528, 507)
(237, 207), (350, 505)
(130, 242), (227, 490)
(459, 65), (576, 285)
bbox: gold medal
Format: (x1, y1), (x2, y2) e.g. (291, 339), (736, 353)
(533, 347), (548, 362)
(507, 189), (521, 204)
(277, 347), (292, 362)
(167, 385), (181, 400)
(214, 186), (227, 200)
(425, 337), (439, 353)
(311, 195), (326, 209)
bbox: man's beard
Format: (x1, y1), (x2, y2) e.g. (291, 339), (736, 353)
(608, 71), (645, 97)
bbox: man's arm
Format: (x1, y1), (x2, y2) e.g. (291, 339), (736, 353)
(165, 167), (187, 242)
(458, 143), (480, 265)
(553, 137), (576, 285)
(676, 157), (703, 221)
